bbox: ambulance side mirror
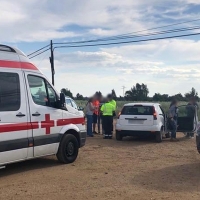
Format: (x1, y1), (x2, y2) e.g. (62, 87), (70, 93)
(59, 93), (66, 108)
(78, 106), (84, 111)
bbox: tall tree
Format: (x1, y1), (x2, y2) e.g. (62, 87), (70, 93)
(168, 93), (184, 101)
(61, 88), (73, 98)
(125, 83), (149, 101)
(185, 87), (199, 100)
(76, 93), (84, 100)
(153, 93), (169, 101)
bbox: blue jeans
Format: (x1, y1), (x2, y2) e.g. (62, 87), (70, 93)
(87, 115), (93, 136)
(170, 120), (177, 138)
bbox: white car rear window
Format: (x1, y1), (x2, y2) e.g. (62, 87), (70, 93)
(122, 105), (154, 115)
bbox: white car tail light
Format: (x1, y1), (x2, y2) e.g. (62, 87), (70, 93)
(153, 106), (157, 120)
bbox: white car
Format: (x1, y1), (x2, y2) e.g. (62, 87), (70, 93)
(65, 97), (84, 117)
(116, 102), (198, 143)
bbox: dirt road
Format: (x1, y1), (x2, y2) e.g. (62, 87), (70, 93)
(0, 134), (200, 200)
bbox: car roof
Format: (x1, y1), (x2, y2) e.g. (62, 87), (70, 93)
(124, 102), (160, 106)
(65, 96), (73, 99)
(0, 44), (40, 72)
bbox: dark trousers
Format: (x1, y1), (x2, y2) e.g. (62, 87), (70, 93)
(170, 120), (177, 138)
(100, 115), (104, 135)
(102, 116), (113, 137)
(111, 117), (114, 132)
(97, 114), (101, 133)
(86, 115), (93, 136)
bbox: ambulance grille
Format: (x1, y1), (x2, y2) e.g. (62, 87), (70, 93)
(0, 45), (16, 53)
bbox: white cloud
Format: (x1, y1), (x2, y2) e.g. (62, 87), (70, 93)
(2, 0), (200, 96)
(0, 0), (192, 42)
(102, 39), (200, 62)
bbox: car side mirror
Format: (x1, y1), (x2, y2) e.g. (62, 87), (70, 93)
(59, 93), (66, 108)
(78, 106), (84, 111)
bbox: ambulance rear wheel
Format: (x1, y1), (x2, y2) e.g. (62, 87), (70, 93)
(57, 134), (79, 164)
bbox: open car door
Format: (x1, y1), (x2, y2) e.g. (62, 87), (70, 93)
(177, 105), (198, 133)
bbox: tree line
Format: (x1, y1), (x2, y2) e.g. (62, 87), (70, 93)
(61, 83), (199, 102)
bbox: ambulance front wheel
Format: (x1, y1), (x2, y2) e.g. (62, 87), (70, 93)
(57, 134), (79, 164)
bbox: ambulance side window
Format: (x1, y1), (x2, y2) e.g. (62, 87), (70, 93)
(0, 72), (20, 111)
(27, 75), (48, 106)
(46, 81), (57, 108)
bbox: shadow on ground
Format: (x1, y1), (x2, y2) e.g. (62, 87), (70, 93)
(132, 162), (200, 192)
(0, 157), (60, 178)
(87, 135), (172, 149)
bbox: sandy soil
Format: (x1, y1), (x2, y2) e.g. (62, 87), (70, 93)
(0, 133), (200, 200)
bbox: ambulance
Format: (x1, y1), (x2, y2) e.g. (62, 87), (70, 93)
(0, 44), (86, 167)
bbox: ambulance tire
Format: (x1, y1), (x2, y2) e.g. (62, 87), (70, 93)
(57, 134), (79, 164)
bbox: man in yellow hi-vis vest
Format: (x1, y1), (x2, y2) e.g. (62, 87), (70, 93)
(100, 96), (115, 139)
(108, 94), (116, 133)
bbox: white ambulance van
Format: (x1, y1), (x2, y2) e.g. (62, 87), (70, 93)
(0, 44), (86, 167)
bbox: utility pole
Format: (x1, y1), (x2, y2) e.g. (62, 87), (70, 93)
(122, 86), (126, 97)
(49, 40), (55, 85)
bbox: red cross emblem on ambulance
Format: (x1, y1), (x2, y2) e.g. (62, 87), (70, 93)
(41, 114), (55, 134)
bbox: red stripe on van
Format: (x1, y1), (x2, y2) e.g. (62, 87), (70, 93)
(0, 122), (39, 133)
(57, 118), (85, 126)
(0, 60), (38, 70)
(0, 118), (84, 134)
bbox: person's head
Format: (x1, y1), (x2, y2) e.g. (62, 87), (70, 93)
(93, 95), (97, 101)
(190, 96), (196, 104)
(107, 94), (113, 102)
(170, 99), (178, 107)
(97, 92), (102, 101)
(87, 97), (93, 105)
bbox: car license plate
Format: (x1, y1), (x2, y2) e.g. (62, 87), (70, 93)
(128, 120), (143, 124)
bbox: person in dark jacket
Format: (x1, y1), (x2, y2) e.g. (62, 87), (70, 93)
(168, 99), (179, 142)
(186, 97), (199, 138)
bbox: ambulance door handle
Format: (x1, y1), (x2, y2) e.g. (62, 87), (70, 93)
(16, 112), (26, 117)
(32, 112), (41, 117)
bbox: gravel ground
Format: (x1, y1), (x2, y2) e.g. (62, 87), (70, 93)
(0, 133), (200, 200)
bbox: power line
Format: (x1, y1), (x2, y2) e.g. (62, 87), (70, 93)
(28, 30), (200, 59)
(29, 48), (50, 59)
(53, 25), (200, 45)
(53, 18), (200, 45)
(29, 31), (200, 59)
(27, 18), (200, 58)
(102, 18), (200, 38)
(36, 50), (50, 67)
(54, 32), (200, 49)
(27, 44), (50, 57)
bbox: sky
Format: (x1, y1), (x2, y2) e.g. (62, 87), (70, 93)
(1, 0), (200, 97)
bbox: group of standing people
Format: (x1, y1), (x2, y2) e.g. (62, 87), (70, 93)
(86, 93), (198, 141)
(168, 97), (198, 142)
(85, 92), (116, 139)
